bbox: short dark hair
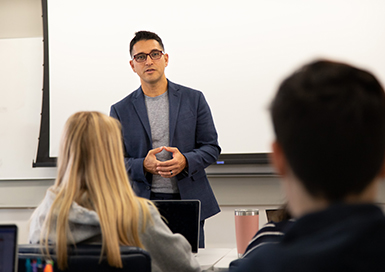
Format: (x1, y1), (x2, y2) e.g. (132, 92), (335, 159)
(129, 30), (164, 57)
(271, 60), (385, 201)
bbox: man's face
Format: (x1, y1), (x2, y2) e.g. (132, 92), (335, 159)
(129, 39), (169, 85)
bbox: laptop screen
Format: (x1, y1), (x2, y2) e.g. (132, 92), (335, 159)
(0, 224), (18, 272)
(152, 200), (201, 253)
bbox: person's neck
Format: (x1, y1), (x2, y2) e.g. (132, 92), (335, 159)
(285, 177), (329, 218)
(343, 179), (378, 204)
(141, 78), (168, 97)
(286, 175), (379, 218)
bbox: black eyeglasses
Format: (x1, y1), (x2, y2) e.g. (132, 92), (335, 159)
(133, 50), (164, 63)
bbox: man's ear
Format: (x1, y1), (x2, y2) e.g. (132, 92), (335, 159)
(164, 53), (169, 67)
(129, 60), (136, 73)
(270, 141), (287, 176)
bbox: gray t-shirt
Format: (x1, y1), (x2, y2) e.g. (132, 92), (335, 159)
(145, 91), (179, 194)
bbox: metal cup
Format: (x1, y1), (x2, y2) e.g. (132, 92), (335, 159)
(234, 209), (259, 258)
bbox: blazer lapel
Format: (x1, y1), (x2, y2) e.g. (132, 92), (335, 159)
(168, 81), (181, 145)
(132, 87), (152, 144)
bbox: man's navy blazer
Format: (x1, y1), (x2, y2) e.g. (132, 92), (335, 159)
(110, 80), (221, 220)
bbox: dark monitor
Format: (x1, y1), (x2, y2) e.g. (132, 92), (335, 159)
(0, 224), (18, 272)
(152, 200), (201, 253)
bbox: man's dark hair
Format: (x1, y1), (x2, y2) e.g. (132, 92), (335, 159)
(270, 60), (385, 201)
(129, 31), (164, 57)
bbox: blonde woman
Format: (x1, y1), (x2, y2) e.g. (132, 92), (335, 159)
(29, 111), (200, 272)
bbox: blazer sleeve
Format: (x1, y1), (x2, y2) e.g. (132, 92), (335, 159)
(181, 92), (221, 177)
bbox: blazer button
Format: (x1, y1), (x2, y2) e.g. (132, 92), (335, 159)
(146, 186), (151, 190)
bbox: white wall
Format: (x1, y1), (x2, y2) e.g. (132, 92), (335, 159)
(0, 0), (57, 179)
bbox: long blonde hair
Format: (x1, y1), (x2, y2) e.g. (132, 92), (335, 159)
(41, 111), (152, 269)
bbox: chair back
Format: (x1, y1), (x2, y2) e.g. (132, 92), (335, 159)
(18, 244), (151, 272)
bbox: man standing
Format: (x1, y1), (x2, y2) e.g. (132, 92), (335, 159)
(110, 31), (221, 248)
(230, 60), (385, 271)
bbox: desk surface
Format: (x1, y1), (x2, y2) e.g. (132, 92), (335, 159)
(213, 248), (238, 271)
(196, 248), (233, 271)
(196, 248), (238, 271)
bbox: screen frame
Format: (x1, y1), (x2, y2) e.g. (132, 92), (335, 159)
(0, 224), (18, 272)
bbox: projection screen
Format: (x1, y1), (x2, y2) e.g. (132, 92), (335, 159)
(47, 0), (385, 157)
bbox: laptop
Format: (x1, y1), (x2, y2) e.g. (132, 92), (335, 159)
(0, 224), (18, 272)
(152, 200), (201, 253)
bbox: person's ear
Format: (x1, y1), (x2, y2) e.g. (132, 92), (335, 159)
(164, 53), (169, 67)
(129, 60), (136, 73)
(270, 140), (287, 176)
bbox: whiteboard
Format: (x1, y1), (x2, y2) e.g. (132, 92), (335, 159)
(45, 0), (385, 156)
(0, 37), (57, 179)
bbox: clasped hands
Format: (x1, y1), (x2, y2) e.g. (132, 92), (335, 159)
(143, 146), (187, 178)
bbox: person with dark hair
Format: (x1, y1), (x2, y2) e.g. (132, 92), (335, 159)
(129, 31), (164, 57)
(110, 30), (221, 248)
(229, 59), (385, 272)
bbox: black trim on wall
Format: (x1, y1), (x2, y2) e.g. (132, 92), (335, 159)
(33, 0), (56, 168)
(215, 153), (270, 165)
